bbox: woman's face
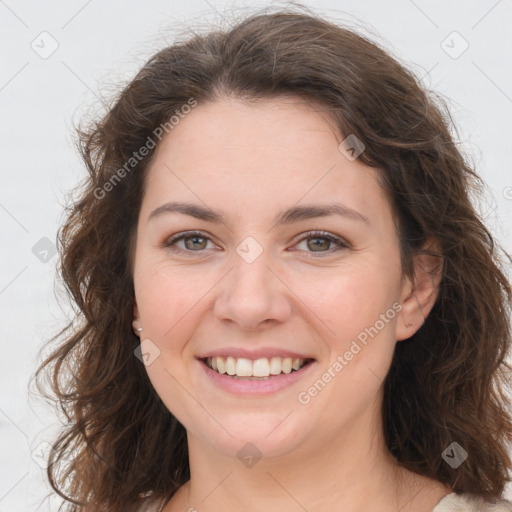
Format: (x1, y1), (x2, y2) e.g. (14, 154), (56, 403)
(132, 96), (417, 461)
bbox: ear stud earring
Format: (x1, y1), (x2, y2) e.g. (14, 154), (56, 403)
(405, 321), (413, 328)
(135, 327), (142, 332)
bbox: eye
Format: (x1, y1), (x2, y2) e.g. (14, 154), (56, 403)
(162, 230), (350, 257)
(162, 231), (216, 253)
(292, 230), (350, 257)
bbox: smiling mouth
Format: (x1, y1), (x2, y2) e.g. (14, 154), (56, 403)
(201, 356), (314, 379)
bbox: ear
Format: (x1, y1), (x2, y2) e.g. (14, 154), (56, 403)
(132, 299), (142, 336)
(396, 238), (443, 341)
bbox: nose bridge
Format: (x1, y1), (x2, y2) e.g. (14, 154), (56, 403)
(214, 237), (291, 329)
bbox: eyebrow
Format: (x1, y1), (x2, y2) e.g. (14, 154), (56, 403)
(148, 201), (369, 227)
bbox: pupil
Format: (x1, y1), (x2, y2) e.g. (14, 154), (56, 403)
(309, 237), (329, 251)
(186, 236), (205, 250)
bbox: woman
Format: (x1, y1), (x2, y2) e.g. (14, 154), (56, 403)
(35, 6), (512, 512)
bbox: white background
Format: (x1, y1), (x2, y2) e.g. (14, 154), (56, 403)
(1, 0), (511, 510)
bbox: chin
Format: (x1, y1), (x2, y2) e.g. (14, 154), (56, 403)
(188, 411), (310, 462)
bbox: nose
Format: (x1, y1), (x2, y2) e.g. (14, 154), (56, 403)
(213, 250), (292, 331)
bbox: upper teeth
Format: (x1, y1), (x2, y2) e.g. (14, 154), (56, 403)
(206, 356), (306, 377)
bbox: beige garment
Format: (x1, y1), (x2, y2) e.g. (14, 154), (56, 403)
(432, 493), (512, 512)
(140, 492), (512, 511)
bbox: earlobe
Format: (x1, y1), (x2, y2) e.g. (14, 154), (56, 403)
(396, 238), (443, 341)
(132, 300), (142, 336)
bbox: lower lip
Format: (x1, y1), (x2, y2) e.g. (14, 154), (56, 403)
(199, 359), (316, 396)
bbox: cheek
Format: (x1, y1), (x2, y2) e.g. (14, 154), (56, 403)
(135, 258), (210, 329)
(133, 266), (207, 420)
(133, 266), (205, 378)
(308, 261), (402, 393)
(299, 261), (400, 339)
(296, 270), (400, 425)
(334, 281), (400, 382)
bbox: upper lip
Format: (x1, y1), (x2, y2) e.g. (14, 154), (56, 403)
(197, 348), (315, 360)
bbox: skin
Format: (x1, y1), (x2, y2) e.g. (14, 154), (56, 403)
(131, 96), (452, 512)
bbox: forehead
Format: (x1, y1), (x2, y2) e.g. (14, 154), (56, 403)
(153, 95), (342, 168)
(141, 96), (391, 229)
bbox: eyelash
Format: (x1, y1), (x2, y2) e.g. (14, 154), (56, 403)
(162, 230), (350, 257)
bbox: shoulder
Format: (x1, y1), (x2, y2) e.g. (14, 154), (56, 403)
(432, 493), (512, 512)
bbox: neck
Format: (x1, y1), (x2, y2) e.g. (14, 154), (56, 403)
(166, 400), (448, 512)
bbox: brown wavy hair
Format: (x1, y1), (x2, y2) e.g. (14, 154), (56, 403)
(33, 5), (512, 511)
